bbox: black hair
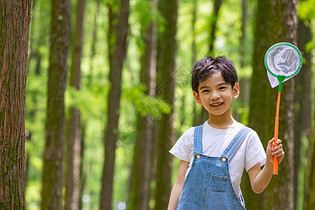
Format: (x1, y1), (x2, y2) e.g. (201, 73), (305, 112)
(191, 56), (238, 93)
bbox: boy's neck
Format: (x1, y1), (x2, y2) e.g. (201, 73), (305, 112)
(207, 114), (237, 129)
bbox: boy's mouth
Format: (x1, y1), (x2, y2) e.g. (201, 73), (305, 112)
(210, 102), (224, 108)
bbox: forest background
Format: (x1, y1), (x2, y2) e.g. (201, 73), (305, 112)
(1, 0), (315, 209)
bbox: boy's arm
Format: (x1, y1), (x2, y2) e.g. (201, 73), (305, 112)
(247, 139), (284, 194)
(168, 160), (189, 210)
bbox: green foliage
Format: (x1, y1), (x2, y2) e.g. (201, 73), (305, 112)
(123, 84), (171, 119)
(118, 84), (172, 145)
(298, 0), (315, 20)
(132, 0), (154, 32)
(298, 1), (315, 54)
(65, 84), (108, 120)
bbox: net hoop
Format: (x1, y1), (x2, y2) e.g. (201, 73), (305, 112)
(264, 42), (302, 79)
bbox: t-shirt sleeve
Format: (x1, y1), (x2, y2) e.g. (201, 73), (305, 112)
(244, 130), (266, 172)
(169, 127), (194, 163)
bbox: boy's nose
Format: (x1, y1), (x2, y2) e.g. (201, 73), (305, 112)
(210, 91), (220, 100)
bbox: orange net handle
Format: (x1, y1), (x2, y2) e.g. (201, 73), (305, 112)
(273, 91), (281, 176)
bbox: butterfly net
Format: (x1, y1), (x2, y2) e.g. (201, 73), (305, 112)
(265, 43), (302, 88)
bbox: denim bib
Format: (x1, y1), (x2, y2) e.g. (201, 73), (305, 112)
(177, 124), (250, 210)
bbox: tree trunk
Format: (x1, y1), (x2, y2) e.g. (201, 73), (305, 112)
(25, 131), (31, 190)
(301, 18), (314, 210)
(192, 0), (197, 65)
(192, 0), (199, 126)
(154, 0), (178, 209)
(239, 0), (263, 209)
(34, 9), (47, 76)
(64, 0), (86, 209)
(40, 0), (70, 209)
(249, 1), (298, 209)
(238, 0), (249, 111)
(78, 123), (86, 210)
(304, 107), (315, 209)
(88, 0), (100, 84)
(27, 0), (36, 67)
(208, 0), (224, 54)
(294, 15), (313, 210)
(129, 0), (157, 209)
(199, 0), (224, 124)
(78, 1), (100, 208)
(28, 0), (48, 76)
(99, 0), (130, 209)
(240, 0), (262, 207)
(0, 0), (31, 209)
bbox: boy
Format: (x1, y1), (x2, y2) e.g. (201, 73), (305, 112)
(168, 56), (285, 209)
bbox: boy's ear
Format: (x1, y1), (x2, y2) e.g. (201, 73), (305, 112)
(233, 82), (240, 99)
(193, 91), (202, 105)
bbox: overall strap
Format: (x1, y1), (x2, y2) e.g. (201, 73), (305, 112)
(193, 125), (204, 155)
(221, 126), (251, 160)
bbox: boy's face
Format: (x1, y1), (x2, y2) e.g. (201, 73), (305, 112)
(193, 71), (239, 117)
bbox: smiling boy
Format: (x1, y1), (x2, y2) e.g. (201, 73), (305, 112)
(168, 56), (285, 209)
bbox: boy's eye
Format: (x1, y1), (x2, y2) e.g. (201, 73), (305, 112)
(202, 90), (209, 93)
(219, 86), (226, 90)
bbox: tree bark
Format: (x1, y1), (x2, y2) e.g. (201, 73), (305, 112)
(78, 123), (86, 210)
(40, 0), (70, 209)
(129, 0), (157, 209)
(154, 0), (178, 209)
(99, 0), (130, 209)
(300, 18), (314, 210)
(239, 0), (263, 209)
(304, 107), (315, 209)
(64, 0), (86, 209)
(294, 15), (313, 210)
(0, 0), (31, 209)
(249, 0), (298, 209)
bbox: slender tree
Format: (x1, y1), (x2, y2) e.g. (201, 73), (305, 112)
(208, 0), (224, 54)
(192, 0), (198, 65)
(64, 0), (86, 209)
(294, 14), (313, 210)
(0, 0), (31, 209)
(304, 104), (315, 209)
(154, 0), (178, 209)
(129, 0), (157, 209)
(240, 0), (263, 209)
(40, 0), (70, 208)
(249, 0), (298, 209)
(88, 0), (101, 83)
(192, 0), (199, 126)
(99, 0), (130, 209)
(199, 0), (225, 124)
(78, 124), (86, 210)
(238, 0), (249, 109)
(300, 17), (314, 210)
(28, 0), (48, 76)
(79, 1), (101, 208)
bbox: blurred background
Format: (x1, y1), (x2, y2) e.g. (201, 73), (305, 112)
(3, 0), (315, 209)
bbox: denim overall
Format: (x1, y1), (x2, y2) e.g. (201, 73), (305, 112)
(177, 125), (250, 210)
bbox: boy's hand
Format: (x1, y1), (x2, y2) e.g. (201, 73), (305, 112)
(266, 138), (285, 166)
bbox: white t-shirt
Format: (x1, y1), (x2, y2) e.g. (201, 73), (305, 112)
(169, 121), (266, 197)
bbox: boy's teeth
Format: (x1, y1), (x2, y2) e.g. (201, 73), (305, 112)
(211, 102), (223, 106)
